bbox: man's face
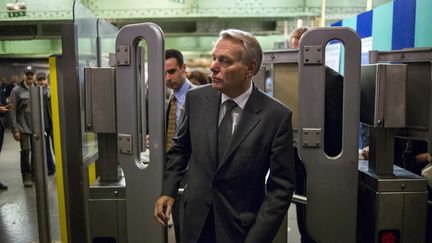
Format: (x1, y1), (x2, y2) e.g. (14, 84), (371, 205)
(25, 73), (35, 86)
(210, 37), (255, 98)
(165, 57), (186, 91)
(37, 78), (48, 87)
(11, 74), (18, 83)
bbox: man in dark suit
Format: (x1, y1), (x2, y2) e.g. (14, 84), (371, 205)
(155, 29), (295, 243)
(165, 49), (195, 242)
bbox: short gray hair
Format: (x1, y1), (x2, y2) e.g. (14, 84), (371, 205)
(219, 29), (263, 75)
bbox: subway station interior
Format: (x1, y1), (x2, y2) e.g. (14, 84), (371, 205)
(0, 0), (432, 242)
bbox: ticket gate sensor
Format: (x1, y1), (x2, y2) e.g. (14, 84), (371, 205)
(357, 48), (430, 243)
(85, 23), (166, 243)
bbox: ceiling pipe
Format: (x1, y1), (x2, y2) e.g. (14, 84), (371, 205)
(367, 0), (373, 11)
(320, 0), (326, 27)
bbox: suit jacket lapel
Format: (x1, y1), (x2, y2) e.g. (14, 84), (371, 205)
(218, 86), (263, 169)
(204, 89), (221, 167)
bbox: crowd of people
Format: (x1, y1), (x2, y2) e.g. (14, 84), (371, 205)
(0, 68), (55, 190)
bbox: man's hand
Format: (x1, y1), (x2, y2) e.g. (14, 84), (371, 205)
(145, 134), (150, 148)
(0, 104), (14, 113)
(154, 195), (175, 225)
(13, 132), (21, 141)
(361, 146), (369, 160)
(5, 103), (14, 109)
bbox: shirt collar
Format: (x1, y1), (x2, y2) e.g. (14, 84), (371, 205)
(23, 81), (33, 90)
(220, 82), (253, 109)
(174, 79), (192, 101)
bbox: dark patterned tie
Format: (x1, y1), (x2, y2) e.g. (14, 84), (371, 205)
(166, 96), (176, 151)
(217, 100), (237, 163)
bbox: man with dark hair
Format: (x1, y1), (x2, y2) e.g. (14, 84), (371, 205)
(10, 68), (35, 187)
(165, 49), (195, 150)
(155, 30), (295, 243)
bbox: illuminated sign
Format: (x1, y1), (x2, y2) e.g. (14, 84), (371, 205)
(379, 230), (400, 243)
(8, 11), (26, 17)
(6, 1), (26, 18)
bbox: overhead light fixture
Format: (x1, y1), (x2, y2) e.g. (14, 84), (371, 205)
(6, 0), (26, 17)
(6, 1), (26, 11)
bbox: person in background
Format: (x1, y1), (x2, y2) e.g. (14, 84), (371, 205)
(165, 49), (196, 243)
(3, 74), (19, 128)
(0, 77), (13, 191)
(288, 26), (344, 243)
(264, 70), (273, 97)
(188, 70), (209, 86)
(10, 69), (35, 187)
(155, 29), (295, 243)
(36, 72), (55, 176)
(0, 77), (7, 97)
(5, 74), (19, 99)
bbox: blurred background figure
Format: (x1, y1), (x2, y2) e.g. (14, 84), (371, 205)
(5, 74), (19, 100)
(288, 26), (309, 49)
(10, 68), (35, 187)
(0, 75), (13, 191)
(264, 70), (273, 96)
(187, 70), (209, 86)
(0, 77), (7, 97)
(36, 72), (55, 176)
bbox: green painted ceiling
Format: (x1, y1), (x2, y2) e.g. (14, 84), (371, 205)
(0, 0), (392, 57)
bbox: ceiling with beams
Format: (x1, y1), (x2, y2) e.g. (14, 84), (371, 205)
(0, 0), (392, 57)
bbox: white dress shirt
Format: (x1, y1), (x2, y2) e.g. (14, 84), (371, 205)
(218, 83), (253, 134)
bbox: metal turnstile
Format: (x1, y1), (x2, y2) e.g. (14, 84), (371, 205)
(85, 23), (166, 243)
(260, 27), (361, 243)
(262, 34), (431, 243)
(298, 27), (361, 243)
(357, 48), (431, 243)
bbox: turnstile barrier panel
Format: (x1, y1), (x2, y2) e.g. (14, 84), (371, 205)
(262, 50), (300, 145)
(84, 67), (117, 133)
(360, 64), (407, 128)
(358, 48), (431, 243)
(405, 62), (431, 130)
(298, 27), (361, 243)
(369, 48), (432, 143)
(273, 63), (299, 130)
(115, 23), (166, 243)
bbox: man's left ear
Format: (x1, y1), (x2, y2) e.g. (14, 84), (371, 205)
(182, 64), (188, 75)
(247, 61), (257, 77)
